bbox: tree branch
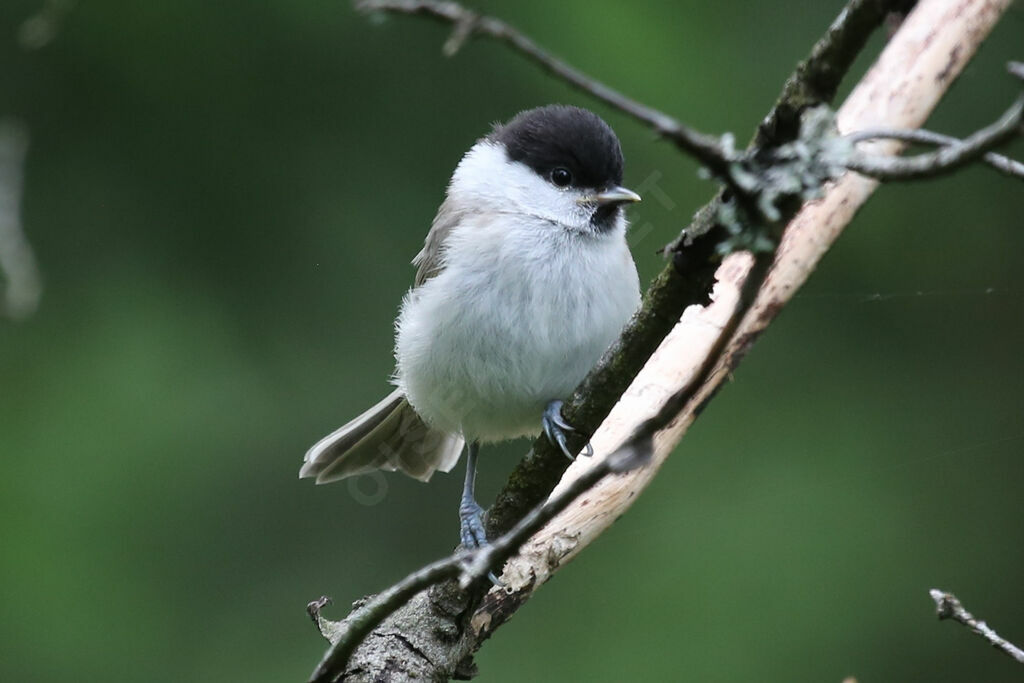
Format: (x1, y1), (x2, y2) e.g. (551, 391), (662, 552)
(354, 0), (735, 178)
(845, 93), (1024, 180)
(848, 127), (1024, 179)
(484, 2), (1013, 653)
(308, 0), (1013, 680)
(488, 0), (907, 542)
(929, 589), (1024, 665)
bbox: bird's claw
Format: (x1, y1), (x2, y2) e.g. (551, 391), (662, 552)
(542, 400), (593, 460)
(459, 498), (503, 586)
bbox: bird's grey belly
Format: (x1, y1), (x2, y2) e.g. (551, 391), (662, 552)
(448, 318), (604, 442)
(397, 275), (630, 443)
(396, 225), (640, 444)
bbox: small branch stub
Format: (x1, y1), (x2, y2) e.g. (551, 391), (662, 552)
(929, 589), (1024, 665)
(308, 596), (350, 646)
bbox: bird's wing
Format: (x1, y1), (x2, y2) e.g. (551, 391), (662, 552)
(413, 197), (463, 287)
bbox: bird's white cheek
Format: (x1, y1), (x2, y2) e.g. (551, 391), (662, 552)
(448, 141), (593, 233)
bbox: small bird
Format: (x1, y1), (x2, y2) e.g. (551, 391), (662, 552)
(300, 105), (641, 549)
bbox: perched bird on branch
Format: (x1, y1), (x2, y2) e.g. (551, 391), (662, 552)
(300, 105), (641, 549)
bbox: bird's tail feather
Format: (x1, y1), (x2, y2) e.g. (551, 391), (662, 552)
(300, 389), (463, 484)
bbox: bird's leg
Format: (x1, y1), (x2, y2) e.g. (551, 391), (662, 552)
(458, 442), (503, 585)
(458, 441), (488, 549)
(542, 399), (594, 460)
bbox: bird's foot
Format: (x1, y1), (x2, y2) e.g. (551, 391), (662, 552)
(458, 498), (503, 585)
(542, 400), (594, 460)
(459, 497), (489, 550)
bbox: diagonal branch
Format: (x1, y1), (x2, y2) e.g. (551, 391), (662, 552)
(310, 0), (890, 671)
(929, 589), (1024, 664)
(480, 0), (1014, 649)
(486, 0), (907, 541)
(307, 1), (1013, 680)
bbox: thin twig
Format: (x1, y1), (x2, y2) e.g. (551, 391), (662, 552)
(845, 95), (1024, 180)
(354, 0), (735, 178)
(929, 589), (1024, 664)
(847, 127), (1024, 179)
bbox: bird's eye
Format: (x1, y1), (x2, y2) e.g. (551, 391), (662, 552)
(550, 167), (573, 188)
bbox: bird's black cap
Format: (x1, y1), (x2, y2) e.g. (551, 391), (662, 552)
(490, 105), (625, 190)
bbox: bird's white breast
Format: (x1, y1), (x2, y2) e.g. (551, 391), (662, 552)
(394, 210), (640, 443)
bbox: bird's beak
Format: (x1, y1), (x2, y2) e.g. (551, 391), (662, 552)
(591, 186), (642, 206)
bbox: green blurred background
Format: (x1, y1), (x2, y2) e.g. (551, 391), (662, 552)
(1, 1), (1022, 681)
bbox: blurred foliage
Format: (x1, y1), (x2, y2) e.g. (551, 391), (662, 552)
(1, 1), (1022, 681)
